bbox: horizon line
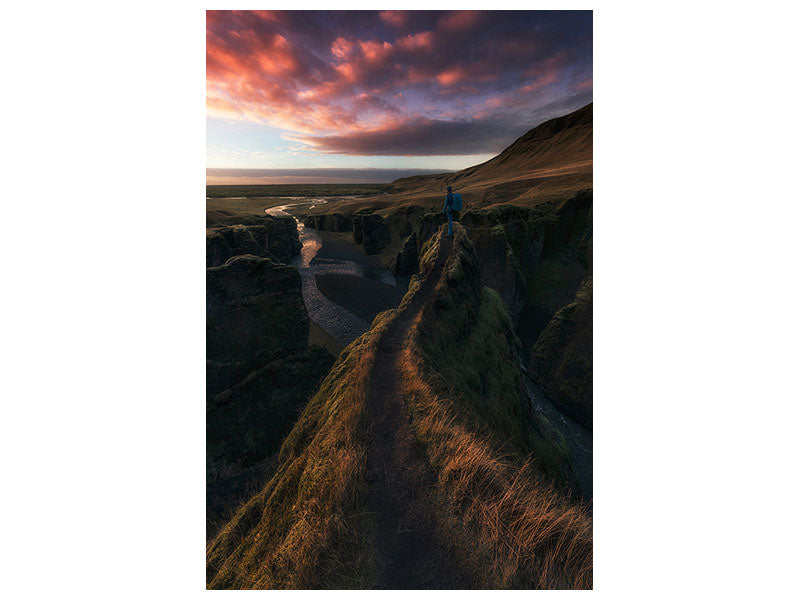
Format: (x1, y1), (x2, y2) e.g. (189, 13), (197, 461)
(206, 167), (454, 186)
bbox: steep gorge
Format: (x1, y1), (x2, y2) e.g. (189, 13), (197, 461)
(205, 101), (594, 586)
(302, 189), (593, 430)
(206, 224), (592, 589)
(299, 104), (594, 431)
(206, 215), (334, 536)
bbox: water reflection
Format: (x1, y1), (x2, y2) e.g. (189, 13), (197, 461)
(266, 198), (396, 347)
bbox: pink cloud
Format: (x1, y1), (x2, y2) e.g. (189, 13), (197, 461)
(208, 27), (347, 133)
(439, 10), (482, 32)
(524, 52), (567, 78)
(334, 62), (357, 82)
(207, 24), (406, 137)
(379, 11), (407, 28)
(205, 10), (593, 156)
(250, 10), (279, 23)
(397, 31), (433, 51)
(358, 39), (393, 62)
(331, 37), (353, 60)
(521, 70), (558, 93)
(485, 97), (504, 108)
(437, 67), (467, 86)
(434, 62), (498, 89)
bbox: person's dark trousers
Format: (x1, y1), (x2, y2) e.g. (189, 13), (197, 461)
(447, 210), (460, 237)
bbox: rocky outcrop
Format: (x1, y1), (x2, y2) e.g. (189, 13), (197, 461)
(460, 190), (591, 332)
(302, 213), (353, 232)
(325, 212), (352, 232)
(302, 214), (319, 229)
(206, 345), (333, 533)
(206, 224), (591, 589)
(417, 227), (575, 488)
(529, 276), (592, 430)
(393, 232), (418, 276)
(206, 254), (308, 389)
(301, 205), (445, 269)
(359, 213), (391, 254)
(206, 253), (334, 535)
(206, 217), (301, 267)
(351, 214), (363, 244)
(418, 211), (448, 246)
(455, 191), (592, 431)
(467, 224), (526, 323)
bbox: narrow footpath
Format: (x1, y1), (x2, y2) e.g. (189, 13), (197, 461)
(364, 230), (471, 589)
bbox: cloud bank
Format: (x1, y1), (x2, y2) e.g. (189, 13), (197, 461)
(207, 10), (592, 156)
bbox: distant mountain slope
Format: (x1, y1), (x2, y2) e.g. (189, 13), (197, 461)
(386, 103), (592, 208)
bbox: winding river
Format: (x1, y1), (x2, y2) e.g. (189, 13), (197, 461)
(266, 198), (399, 347)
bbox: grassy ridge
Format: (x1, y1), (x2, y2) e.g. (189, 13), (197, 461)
(399, 227), (592, 588)
(206, 226), (591, 589)
(206, 312), (400, 589)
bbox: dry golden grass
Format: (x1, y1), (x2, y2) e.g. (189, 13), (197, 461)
(206, 311), (400, 589)
(207, 225), (592, 589)
(400, 351), (592, 588)
(395, 228), (593, 589)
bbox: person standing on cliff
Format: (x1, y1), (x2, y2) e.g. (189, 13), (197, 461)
(443, 185), (460, 238)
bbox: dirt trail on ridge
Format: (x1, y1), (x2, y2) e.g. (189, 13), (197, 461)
(364, 230), (471, 589)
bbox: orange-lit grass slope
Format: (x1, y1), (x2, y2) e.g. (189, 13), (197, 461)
(323, 102), (592, 216)
(206, 314), (386, 589)
(206, 225), (592, 589)
(400, 228), (591, 588)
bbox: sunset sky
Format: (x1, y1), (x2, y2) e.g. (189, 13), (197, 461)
(207, 10), (592, 183)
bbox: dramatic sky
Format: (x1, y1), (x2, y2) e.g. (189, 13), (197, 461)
(207, 10), (592, 183)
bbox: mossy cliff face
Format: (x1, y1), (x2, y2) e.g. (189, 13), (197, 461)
(302, 211), (354, 233)
(298, 190), (593, 431)
(460, 190), (591, 332)
(206, 251), (334, 536)
(530, 276), (592, 429)
(207, 314), (394, 589)
(303, 205), (446, 269)
(206, 210), (336, 537)
(206, 216), (301, 267)
(305, 211), (394, 255)
(414, 228), (575, 487)
(460, 190), (593, 430)
(206, 228), (590, 589)
(206, 346), (334, 535)
(206, 255), (309, 393)
(393, 231), (418, 276)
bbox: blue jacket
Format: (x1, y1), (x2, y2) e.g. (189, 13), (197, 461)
(444, 191), (454, 214)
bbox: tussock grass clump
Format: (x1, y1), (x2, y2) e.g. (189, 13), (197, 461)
(206, 312), (397, 589)
(401, 352), (593, 588)
(399, 227), (592, 588)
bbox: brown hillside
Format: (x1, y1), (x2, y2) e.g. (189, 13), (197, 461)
(384, 103), (592, 209)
